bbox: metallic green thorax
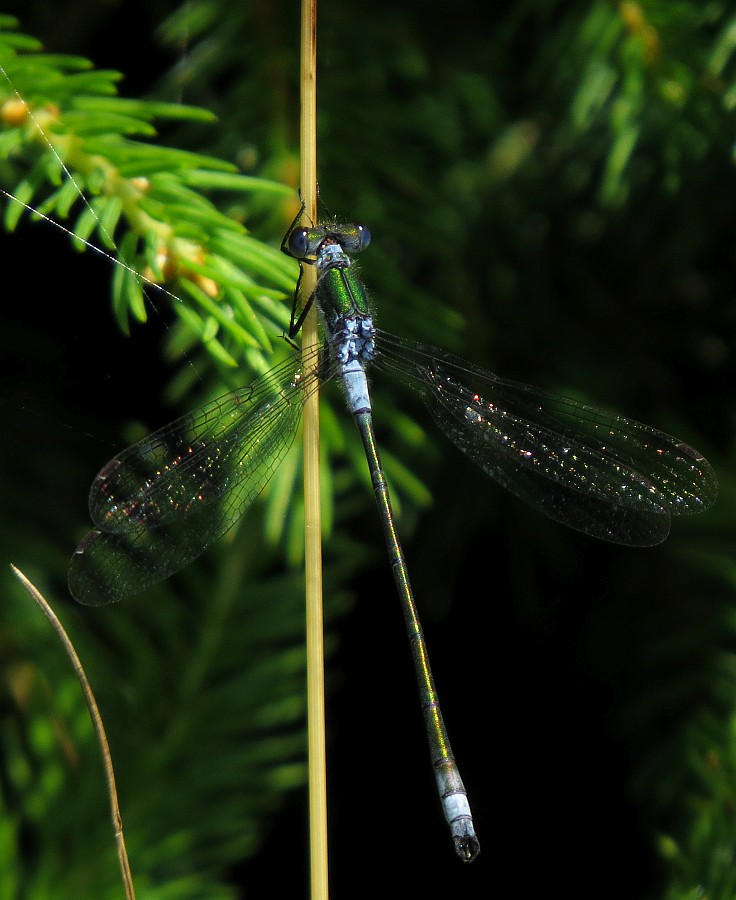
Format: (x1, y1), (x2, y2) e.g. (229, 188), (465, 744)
(315, 249), (372, 326)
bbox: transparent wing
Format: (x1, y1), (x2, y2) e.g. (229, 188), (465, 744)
(376, 332), (717, 547)
(68, 350), (322, 606)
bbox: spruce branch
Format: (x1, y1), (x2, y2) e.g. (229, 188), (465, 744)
(0, 15), (295, 366)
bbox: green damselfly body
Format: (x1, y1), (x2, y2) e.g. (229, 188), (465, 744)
(69, 209), (718, 863)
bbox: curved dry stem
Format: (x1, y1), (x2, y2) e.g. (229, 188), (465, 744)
(10, 564), (136, 900)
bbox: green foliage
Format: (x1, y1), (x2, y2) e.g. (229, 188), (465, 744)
(0, 12), (316, 900)
(0, 13), (294, 359)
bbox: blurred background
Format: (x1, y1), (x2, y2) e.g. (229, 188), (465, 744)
(0, 1), (734, 897)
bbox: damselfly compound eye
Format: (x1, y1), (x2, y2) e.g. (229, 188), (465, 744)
(287, 226), (310, 258)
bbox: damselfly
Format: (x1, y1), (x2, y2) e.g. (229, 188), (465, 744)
(68, 212), (718, 862)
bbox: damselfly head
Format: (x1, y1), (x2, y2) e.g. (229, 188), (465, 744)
(283, 221), (371, 263)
